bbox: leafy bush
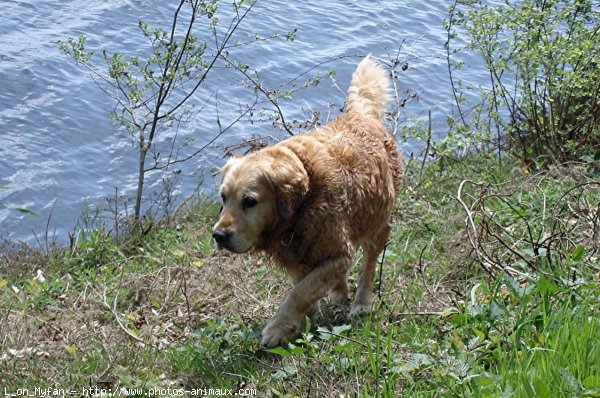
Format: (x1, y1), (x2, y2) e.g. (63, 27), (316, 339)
(446, 0), (600, 167)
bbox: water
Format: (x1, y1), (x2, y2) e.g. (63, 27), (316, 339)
(0, 0), (464, 243)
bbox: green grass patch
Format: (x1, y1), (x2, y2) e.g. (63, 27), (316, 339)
(1, 160), (599, 396)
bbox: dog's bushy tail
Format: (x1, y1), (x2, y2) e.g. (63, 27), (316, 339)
(346, 55), (391, 120)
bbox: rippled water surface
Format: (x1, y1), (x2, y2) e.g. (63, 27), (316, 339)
(1, 0), (466, 242)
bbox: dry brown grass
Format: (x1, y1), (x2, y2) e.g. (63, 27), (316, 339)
(0, 203), (301, 388)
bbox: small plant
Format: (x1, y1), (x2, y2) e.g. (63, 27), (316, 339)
(57, 0), (262, 225)
(171, 319), (261, 390)
(73, 228), (121, 268)
(440, 273), (600, 397)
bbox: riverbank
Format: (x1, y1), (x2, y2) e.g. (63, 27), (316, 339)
(1, 156), (599, 396)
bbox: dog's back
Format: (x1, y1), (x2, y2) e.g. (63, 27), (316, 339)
(271, 56), (403, 262)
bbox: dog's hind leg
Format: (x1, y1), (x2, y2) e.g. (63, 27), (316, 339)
(350, 223), (391, 316)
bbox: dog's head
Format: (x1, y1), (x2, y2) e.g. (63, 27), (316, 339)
(212, 147), (308, 253)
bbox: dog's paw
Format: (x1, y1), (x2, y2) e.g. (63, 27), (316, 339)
(349, 302), (373, 317)
(261, 318), (302, 348)
(328, 291), (349, 307)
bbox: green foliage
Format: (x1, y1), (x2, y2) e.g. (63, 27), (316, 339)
(72, 228), (122, 268)
(445, 0), (600, 167)
(437, 275), (600, 397)
(56, 35), (93, 62)
(171, 319), (262, 389)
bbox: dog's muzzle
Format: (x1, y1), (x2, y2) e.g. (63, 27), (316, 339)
(212, 227), (232, 250)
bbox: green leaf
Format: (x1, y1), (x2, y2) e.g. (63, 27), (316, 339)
(537, 276), (561, 295)
(572, 246), (586, 263)
(390, 353), (434, 374)
(441, 307), (459, 317)
(332, 324), (352, 335)
(467, 304), (486, 317)
(575, 283), (598, 293)
(317, 326), (333, 341)
(450, 313), (469, 326)
(288, 343), (306, 356)
(266, 346), (291, 358)
(15, 208), (36, 216)
(503, 275), (533, 298)
(64, 343), (78, 355)
(489, 301), (505, 321)
(477, 374), (499, 387)
(582, 374), (600, 389)
(272, 364), (297, 380)
(150, 298), (161, 309)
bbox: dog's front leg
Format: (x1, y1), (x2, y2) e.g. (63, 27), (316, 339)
(261, 257), (348, 348)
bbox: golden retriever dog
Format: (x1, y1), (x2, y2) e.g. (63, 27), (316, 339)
(212, 56), (403, 348)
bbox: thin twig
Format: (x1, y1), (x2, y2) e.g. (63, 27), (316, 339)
(220, 54), (294, 136)
(317, 330), (368, 348)
(418, 110), (432, 183)
(102, 288), (158, 349)
(455, 179), (499, 276)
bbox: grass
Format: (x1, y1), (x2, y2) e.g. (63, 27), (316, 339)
(1, 156), (599, 397)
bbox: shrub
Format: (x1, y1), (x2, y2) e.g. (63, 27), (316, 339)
(446, 0), (600, 167)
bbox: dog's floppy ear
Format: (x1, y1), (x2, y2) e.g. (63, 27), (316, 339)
(269, 154), (309, 221)
(218, 155), (243, 182)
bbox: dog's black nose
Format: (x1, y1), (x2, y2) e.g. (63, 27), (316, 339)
(212, 228), (231, 246)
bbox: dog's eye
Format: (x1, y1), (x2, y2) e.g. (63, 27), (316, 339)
(242, 196), (257, 210)
(220, 193), (227, 203)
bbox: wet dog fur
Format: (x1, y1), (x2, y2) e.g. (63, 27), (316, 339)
(212, 56), (403, 348)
